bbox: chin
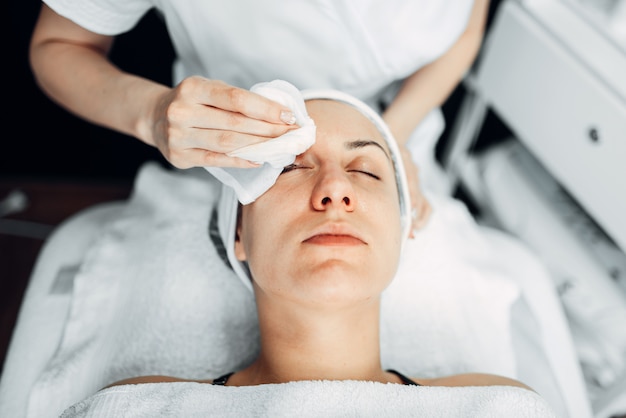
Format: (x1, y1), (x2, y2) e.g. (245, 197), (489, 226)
(291, 260), (386, 305)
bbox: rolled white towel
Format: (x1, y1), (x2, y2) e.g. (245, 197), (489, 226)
(61, 380), (557, 418)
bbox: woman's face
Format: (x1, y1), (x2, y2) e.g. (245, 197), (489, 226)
(235, 99), (403, 306)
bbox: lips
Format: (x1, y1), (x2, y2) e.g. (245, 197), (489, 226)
(304, 234), (365, 246)
(303, 224), (366, 246)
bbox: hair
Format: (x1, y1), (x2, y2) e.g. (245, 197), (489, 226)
(214, 89), (412, 292)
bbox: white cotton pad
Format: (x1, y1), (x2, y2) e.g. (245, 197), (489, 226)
(205, 79), (316, 205)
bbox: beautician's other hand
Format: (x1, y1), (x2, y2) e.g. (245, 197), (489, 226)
(151, 77), (297, 169)
(398, 145), (432, 237)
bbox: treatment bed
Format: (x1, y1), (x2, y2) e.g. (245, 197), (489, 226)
(0, 162), (592, 417)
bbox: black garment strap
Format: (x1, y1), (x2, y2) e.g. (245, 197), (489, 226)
(212, 372), (235, 386)
(212, 370), (420, 386)
(387, 369), (421, 386)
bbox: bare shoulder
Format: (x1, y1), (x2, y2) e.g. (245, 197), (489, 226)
(104, 375), (202, 389)
(417, 373), (533, 391)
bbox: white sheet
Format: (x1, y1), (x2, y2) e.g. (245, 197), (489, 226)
(0, 162), (581, 417)
(60, 381), (557, 418)
(0, 201), (127, 418)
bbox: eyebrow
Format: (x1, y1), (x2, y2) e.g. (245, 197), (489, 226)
(345, 139), (391, 160)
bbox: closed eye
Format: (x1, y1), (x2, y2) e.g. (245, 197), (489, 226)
(350, 170), (380, 180)
(281, 163), (303, 174)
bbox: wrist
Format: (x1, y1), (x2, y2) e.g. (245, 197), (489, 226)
(135, 83), (172, 147)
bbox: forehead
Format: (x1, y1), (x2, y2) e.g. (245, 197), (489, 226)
(305, 99), (389, 151)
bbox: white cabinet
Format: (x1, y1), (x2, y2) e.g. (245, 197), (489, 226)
(474, 0), (626, 252)
(442, 1), (626, 416)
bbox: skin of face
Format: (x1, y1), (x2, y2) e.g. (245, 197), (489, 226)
(234, 99), (403, 308)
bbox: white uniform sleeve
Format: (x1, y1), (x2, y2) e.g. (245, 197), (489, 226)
(43, 0), (155, 35)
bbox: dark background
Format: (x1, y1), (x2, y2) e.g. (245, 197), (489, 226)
(5, 3), (175, 185)
(5, 1), (507, 185)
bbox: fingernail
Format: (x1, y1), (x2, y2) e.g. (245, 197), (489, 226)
(280, 110), (296, 125)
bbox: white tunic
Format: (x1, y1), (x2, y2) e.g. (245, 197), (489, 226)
(43, 0), (474, 190)
(43, 0), (472, 104)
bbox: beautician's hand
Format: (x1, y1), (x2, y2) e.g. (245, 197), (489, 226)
(151, 77), (298, 169)
(398, 145), (432, 237)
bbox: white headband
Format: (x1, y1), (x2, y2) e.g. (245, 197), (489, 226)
(217, 88), (412, 292)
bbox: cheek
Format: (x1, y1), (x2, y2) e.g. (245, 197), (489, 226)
(359, 184), (402, 230)
(240, 201), (292, 275)
(363, 187), (402, 234)
(241, 212), (269, 257)
(375, 202), (403, 287)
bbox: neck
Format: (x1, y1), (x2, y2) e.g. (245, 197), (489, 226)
(234, 292), (387, 385)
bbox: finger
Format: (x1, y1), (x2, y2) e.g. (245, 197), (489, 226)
(407, 190), (432, 237)
(199, 80), (297, 125)
(188, 106), (296, 138)
(198, 152), (262, 168)
(181, 129), (286, 154)
(414, 199), (432, 230)
(409, 207), (418, 239)
(168, 148), (262, 170)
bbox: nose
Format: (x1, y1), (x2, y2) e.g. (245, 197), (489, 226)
(311, 165), (356, 212)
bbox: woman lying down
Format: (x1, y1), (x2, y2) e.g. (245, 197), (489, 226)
(61, 89), (557, 417)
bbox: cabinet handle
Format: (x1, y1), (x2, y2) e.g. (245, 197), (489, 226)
(588, 127), (600, 143)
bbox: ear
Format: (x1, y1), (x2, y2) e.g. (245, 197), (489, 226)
(234, 222), (247, 262)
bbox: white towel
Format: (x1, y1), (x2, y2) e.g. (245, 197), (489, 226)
(205, 80), (316, 204)
(60, 380), (557, 418)
(26, 162), (524, 418)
